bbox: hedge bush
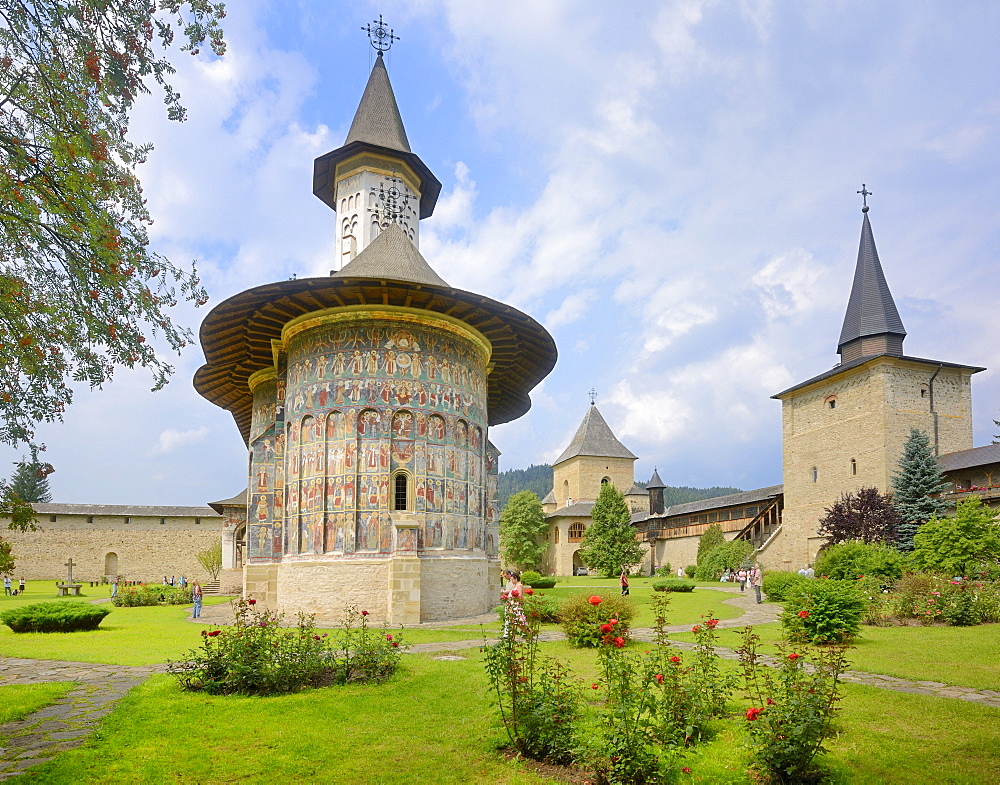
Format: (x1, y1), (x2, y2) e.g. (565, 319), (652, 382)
(1, 602), (111, 633)
(520, 570), (557, 589)
(813, 541), (906, 583)
(558, 593), (634, 647)
(781, 579), (866, 644)
(651, 579), (695, 592)
(694, 540), (755, 581)
(762, 571), (809, 602)
(112, 584), (191, 607)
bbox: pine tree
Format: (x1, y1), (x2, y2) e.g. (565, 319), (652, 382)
(499, 491), (548, 571)
(8, 447), (54, 503)
(578, 482), (645, 577)
(891, 429), (950, 551)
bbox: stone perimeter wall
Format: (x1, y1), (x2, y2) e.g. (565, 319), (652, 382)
(2, 514), (223, 583)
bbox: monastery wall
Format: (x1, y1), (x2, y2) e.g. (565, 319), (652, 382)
(3, 514), (222, 583)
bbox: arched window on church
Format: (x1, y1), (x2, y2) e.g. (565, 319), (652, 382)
(850, 458), (857, 476)
(568, 522), (586, 543)
(392, 471), (411, 511)
(554, 527), (560, 544)
(601, 476), (611, 485)
(812, 466), (818, 483)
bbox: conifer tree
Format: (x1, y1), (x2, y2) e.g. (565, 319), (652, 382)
(9, 447), (54, 503)
(697, 523), (725, 565)
(578, 482), (644, 577)
(891, 429), (950, 551)
(498, 491), (548, 571)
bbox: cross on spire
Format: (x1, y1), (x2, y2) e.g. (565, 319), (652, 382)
(588, 388), (598, 405)
(363, 14), (399, 54)
(857, 183), (872, 212)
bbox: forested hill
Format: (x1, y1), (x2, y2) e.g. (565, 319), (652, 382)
(497, 464), (742, 510)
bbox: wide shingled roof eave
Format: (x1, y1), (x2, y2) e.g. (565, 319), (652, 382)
(194, 270), (557, 445)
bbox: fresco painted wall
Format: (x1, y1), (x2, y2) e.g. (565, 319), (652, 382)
(246, 314), (495, 564)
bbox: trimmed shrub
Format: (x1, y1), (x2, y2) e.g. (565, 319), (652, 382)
(762, 571), (809, 602)
(558, 593), (635, 648)
(651, 579), (695, 592)
(684, 564), (697, 579)
(813, 541), (906, 583)
(1, 602), (111, 633)
(694, 540), (755, 581)
(781, 579), (866, 644)
(112, 584), (190, 607)
(521, 570), (557, 589)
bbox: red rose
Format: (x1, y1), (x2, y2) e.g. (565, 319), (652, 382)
(588, 595), (603, 605)
(746, 706), (763, 721)
(682, 768), (691, 774)
(600, 623), (614, 633)
(613, 636), (626, 649)
(798, 610), (810, 618)
(511, 589), (520, 598)
(591, 683), (599, 689)
(386, 634), (393, 641)
(654, 673), (664, 684)
(766, 698), (775, 705)
(691, 625), (701, 633)
(247, 598), (257, 605)
(207, 630), (221, 637)
(788, 653), (800, 660)
(525, 588), (534, 595)
(670, 655), (681, 663)
(706, 618), (718, 629)
(609, 618), (619, 625)
(361, 610), (369, 616)
(391, 641), (399, 648)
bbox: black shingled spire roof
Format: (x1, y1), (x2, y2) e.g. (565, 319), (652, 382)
(837, 208), (906, 361)
(554, 404), (638, 465)
(646, 468), (666, 489)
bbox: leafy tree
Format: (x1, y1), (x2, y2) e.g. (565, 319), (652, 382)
(812, 541), (906, 582)
(0, 539), (13, 575)
(0, 479), (38, 574)
(8, 446), (53, 502)
(0, 1), (225, 449)
(578, 482), (644, 577)
(196, 540), (223, 581)
(891, 429), (950, 550)
(499, 491), (547, 571)
(817, 487), (901, 545)
(696, 523), (725, 565)
(912, 497), (1000, 576)
(694, 539), (755, 580)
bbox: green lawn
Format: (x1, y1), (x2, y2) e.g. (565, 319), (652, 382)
(0, 683), (75, 726)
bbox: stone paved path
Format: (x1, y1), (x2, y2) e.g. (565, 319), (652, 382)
(2, 587), (997, 779)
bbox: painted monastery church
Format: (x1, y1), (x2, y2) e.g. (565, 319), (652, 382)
(4, 46), (999, 613)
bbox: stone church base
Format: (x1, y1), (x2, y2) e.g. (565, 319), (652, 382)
(244, 555), (501, 626)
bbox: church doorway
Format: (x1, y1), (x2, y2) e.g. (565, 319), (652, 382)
(572, 550), (587, 576)
(104, 552), (118, 579)
(235, 524), (246, 569)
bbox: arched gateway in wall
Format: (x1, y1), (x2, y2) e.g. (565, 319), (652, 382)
(194, 51), (556, 624)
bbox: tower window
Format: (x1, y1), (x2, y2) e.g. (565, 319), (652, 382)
(812, 467), (818, 483)
(850, 458), (857, 476)
(568, 522), (586, 542)
(554, 527), (560, 544)
(393, 472), (410, 511)
(49, 515), (56, 522)
(160, 518), (166, 525)
(87, 516), (94, 523)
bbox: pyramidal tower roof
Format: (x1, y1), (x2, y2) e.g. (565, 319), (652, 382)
(837, 206), (906, 361)
(646, 468), (666, 489)
(333, 221), (447, 287)
(554, 404), (638, 465)
(344, 52), (411, 153)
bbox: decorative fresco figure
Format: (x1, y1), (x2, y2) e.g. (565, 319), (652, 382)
(392, 410), (413, 439)
(255, 493), (269, 523)
(379, 512), (392, 552)
(350, 350), (363, 374)
(366, 349), (378, 375)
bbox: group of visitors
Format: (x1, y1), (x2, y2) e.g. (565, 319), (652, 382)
(798, 564), (816, 578)
(3, 576), (26, 596)
(162, 575), (187, 587)
(724, 565), (764, 603)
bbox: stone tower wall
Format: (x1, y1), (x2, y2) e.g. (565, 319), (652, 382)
(552, 455), (635, 507)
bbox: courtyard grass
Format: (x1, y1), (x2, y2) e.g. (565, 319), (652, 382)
(0, 683), (75, 726)
(5, 645), (999, 784)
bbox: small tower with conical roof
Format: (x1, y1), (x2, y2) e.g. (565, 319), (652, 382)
(769, 194), (983, 571)
(646, 468), (666, 516)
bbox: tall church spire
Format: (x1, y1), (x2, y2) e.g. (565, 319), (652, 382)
(344, 52), (411, 154)
(837, 201), (906, 363)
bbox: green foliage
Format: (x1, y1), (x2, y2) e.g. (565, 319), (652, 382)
(912, 497), (1000, 576)
(498, 490), (547, 571)
(111, 584), (190, 607)
(0, 1), (225, 450)
(940, 583), (982, 626)
(891, 429), (950, 550)
(1, 600), (110, 632)
(652, 564), (672, 577)
(196, 540), (223, 581)
(740, 628), (849, 784)
(557, 592), (634, 648)
(8, 445), (53, 502)
(696, 523), (725, 564)
(520, 570), (557, 589)
(813, 541), (907, 582)
(651, 579), (695, 592)
(781, 579), (867, 644)
(694, 539), (755, 580)
(685, 564), (697, 578)
(483, 598), (581, 765)
(169, 601), (403, 695)
(578, 482), (644, 577)
(762, 571), (809, 602)
(497, 464), (553, 509)
(818, 486), (902, 546)
(879, 573), (1000, 627)
(0, 539), (13, 575)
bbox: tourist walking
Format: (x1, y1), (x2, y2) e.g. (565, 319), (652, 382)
(620, 569), (630, 596)
(750, 563), (763, 604)
(191, 582), (203, 619)
(19, 577), (25, 593)
(111, 578), (119, 599)
(3, 576), (10, 595)
(737, 567), (747, 592)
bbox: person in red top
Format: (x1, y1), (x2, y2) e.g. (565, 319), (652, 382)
(620, 569), (630, 596)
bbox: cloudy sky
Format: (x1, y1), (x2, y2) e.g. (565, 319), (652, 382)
(8, 0), (1000, 505)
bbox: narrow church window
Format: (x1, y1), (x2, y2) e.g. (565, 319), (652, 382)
(554, 527), (560, 544)
(123, 517), (130, 524)
(851, 458), (857, 476)
(828, 400), (836, 409)
(812, 467), (818, 483)
(160, 518), (166, 525)
(87, 516), (94, 523)
(393, 472), (409, 511)
(195, 518), (201, 525)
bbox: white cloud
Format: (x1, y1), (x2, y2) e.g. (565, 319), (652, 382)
(154, 427), (209, 455)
